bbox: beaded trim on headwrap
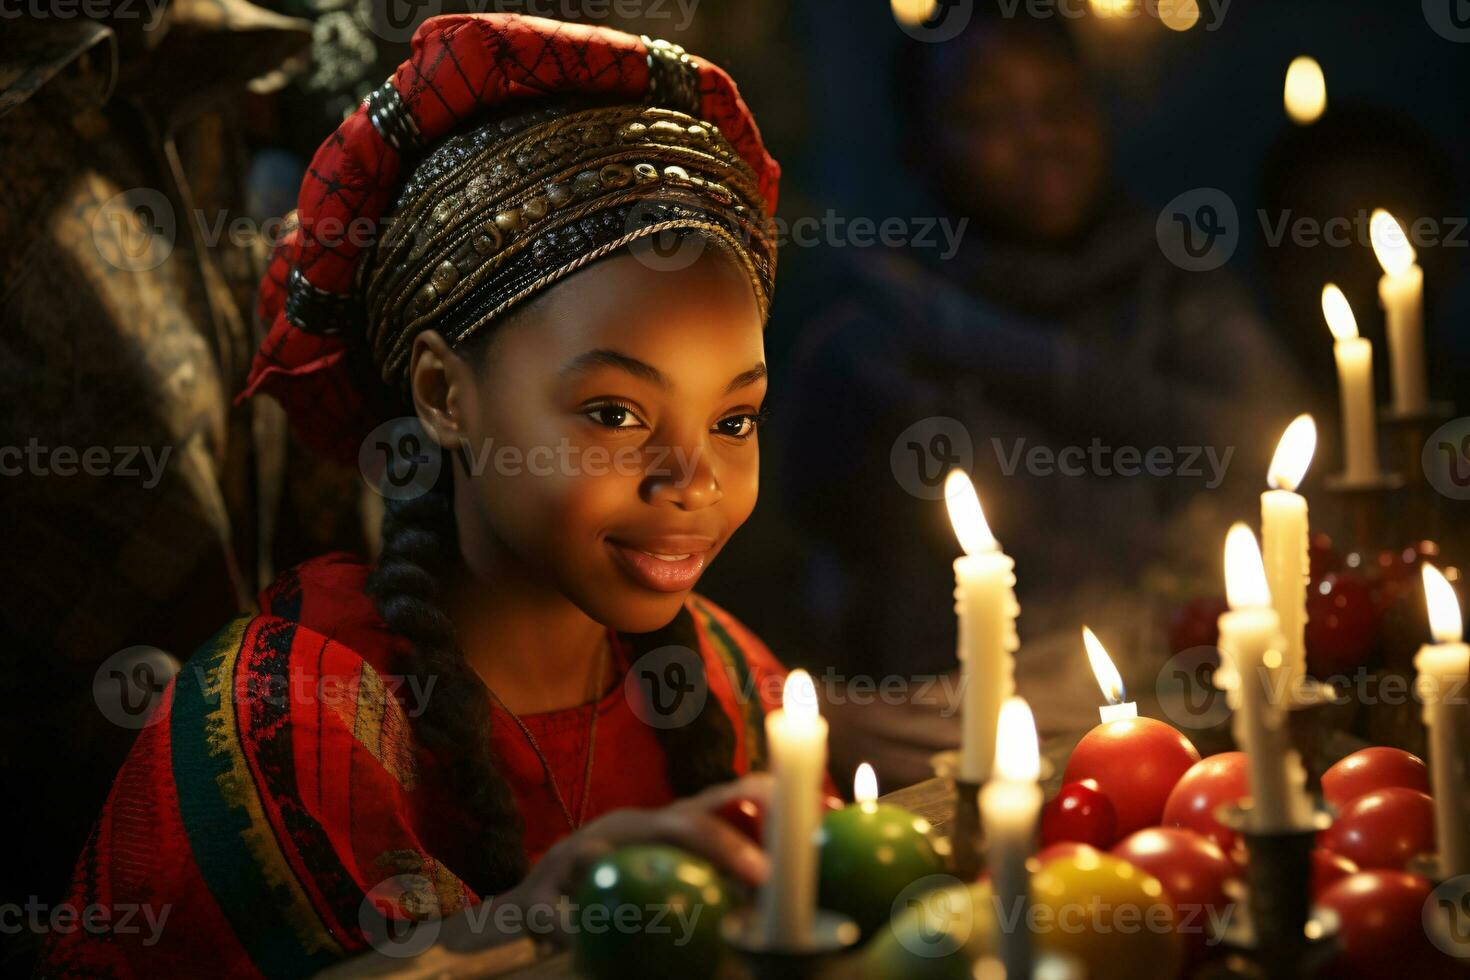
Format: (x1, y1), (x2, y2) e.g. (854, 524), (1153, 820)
(365, 78), (424, 156)
(642, 36), (700, 117)
(362, 100), (776, 394)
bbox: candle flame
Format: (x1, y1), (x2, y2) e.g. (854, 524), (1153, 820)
(1370, 209), (1417, 277)
(890, 0), (938, 27)
(993, 697), (1040, 783)
(944, 469), (997, 555)
(782, 669), (819, 721)
(854, 762), (878, 805)
(1224, 522), (1273, 610)
(1082, 626), (1127, 705)
(1283, 56), (1326, 125)
(1267, 414), (1317, 491)
(1423, 563), (1463, 644)
(1321, 284), (1359, 341)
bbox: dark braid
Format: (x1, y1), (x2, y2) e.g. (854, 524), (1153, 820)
(365, 460), (529, 896)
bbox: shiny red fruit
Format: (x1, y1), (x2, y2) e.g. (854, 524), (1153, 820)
(1305, 571), (1378, 676)
(1064, 718), (1201, 838)
(715, 793), (843, 844)
(1311, 849), (1358, 899)
(1162, 752), (1250, 866)
(1321, 747), (1430, 810)
(1316, 871), (1450, 978)
(1322, 787), (1435, 871)
(1112, 828), (1238, 964)
(1041, 780), (1119, 850)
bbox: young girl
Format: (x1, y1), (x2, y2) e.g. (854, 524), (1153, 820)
(45, 14), (791, 976)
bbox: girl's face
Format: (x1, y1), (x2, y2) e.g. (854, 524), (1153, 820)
(412, 246), (766, 633)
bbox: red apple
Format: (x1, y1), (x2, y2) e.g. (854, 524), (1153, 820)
(1041, 780), (1119, 850)
(1317, 871), (1451, 978)
(1322, 787), (1435, 871)
(1322, 747), (1430, 810)
(1063, 717), (1201, 838)
(716, 793), (843, 844)
(1162, 752), (1251, 866)
(1112, 828), (1238, 963)
(1311, 849), (1359, 899)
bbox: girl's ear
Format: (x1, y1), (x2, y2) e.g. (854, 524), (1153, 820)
(408, 330), (470, 451)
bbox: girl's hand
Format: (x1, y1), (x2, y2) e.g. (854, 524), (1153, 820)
(490, 772), (772, 943)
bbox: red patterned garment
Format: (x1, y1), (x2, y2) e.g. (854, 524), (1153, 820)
(40, 553), (786, 978)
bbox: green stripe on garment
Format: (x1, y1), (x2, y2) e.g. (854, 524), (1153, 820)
(171, 616), (342, 978)
(690, 598), (768, 769)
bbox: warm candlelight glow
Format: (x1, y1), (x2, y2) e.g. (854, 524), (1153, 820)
(1424, 564), (1464, 645)
(1225, 523), (1272, 610)
(1371, 209), (1417, 276)
(1283, 56), (1326, 125)
(783, 669), (819, 720)
(1266, 414), (1317, 492)
(944, 469), (997, 555)
(1082, 626), (1127, 705)
(1159, 0), (1200, 31)
(1321, 283), (1359, 340)
(1089, 0), (1137, 16)
(853, 762), (878, 807)
(890, 0), (938, 26)
(994, 697), (1040, 782)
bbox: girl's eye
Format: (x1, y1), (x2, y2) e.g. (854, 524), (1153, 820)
(584, 404), (645, 430)
(714, 409), (767, 440)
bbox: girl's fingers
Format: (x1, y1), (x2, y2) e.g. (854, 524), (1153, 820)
(647, 808), (770, 887)
(674, 772), (774, 814)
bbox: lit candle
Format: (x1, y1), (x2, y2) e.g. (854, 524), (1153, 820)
(945, 469), (1019, 784)
(1370, 209), (1427, 416)
(1415, 564), (1470, 877)
(1083, 626), (1137, 722)
(758, 669), (828, 948)
(1322, 284), (1381, 484)
(1217, 523), (1313, 831)
(1261, 414), (1316, 695)
(981, 697), (1042, 980)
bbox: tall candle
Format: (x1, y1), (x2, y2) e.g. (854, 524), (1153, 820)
(1370, 209), (1427, 416)
(980, 696), (1042, 980)
(1082, 626), (1138, 722)
(945, 469), (1019, 784)
(759, 669), (828, 948)
(1261, 414), (1316, 696)
(1416, 564), (1470, 877)
(1217, 523), (1313, 831)
(1322, 284), (1381, 483)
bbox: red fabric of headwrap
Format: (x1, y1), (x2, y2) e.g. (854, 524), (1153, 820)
(239, 13), (779, 465)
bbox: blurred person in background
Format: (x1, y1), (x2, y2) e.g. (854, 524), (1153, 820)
(779, 11), (1303, 786)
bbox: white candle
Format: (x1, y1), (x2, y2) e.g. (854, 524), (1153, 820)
(980, 697), (1042, 980)
(1416, 564), (1470, 877)
(1261, 414), (1316, 696)
(1322, 284), (1381, 484)
(1371, 210), (1427, 416)
(758, 669), (828, 948)
(1217, 524), (1313, 832)
(1082, 626), (1138, 722)
(945, 470), (1020, 784)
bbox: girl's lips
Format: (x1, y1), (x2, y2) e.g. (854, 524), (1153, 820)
(607, 540), (712, 593)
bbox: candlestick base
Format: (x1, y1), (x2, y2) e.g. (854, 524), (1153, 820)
(720, 907), (859, 980)
(1378, 400), (1456, 425)
(929, 751), (986, 880)
(1382, 401), (1457, 539)
(1324, 472), (1405, 551)
(1214, 803), (1338, 980)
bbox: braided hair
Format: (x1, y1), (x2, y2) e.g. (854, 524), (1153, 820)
(363, 233), (746, 900)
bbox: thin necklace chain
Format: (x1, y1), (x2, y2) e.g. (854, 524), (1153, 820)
(484, 636), (609, 832)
